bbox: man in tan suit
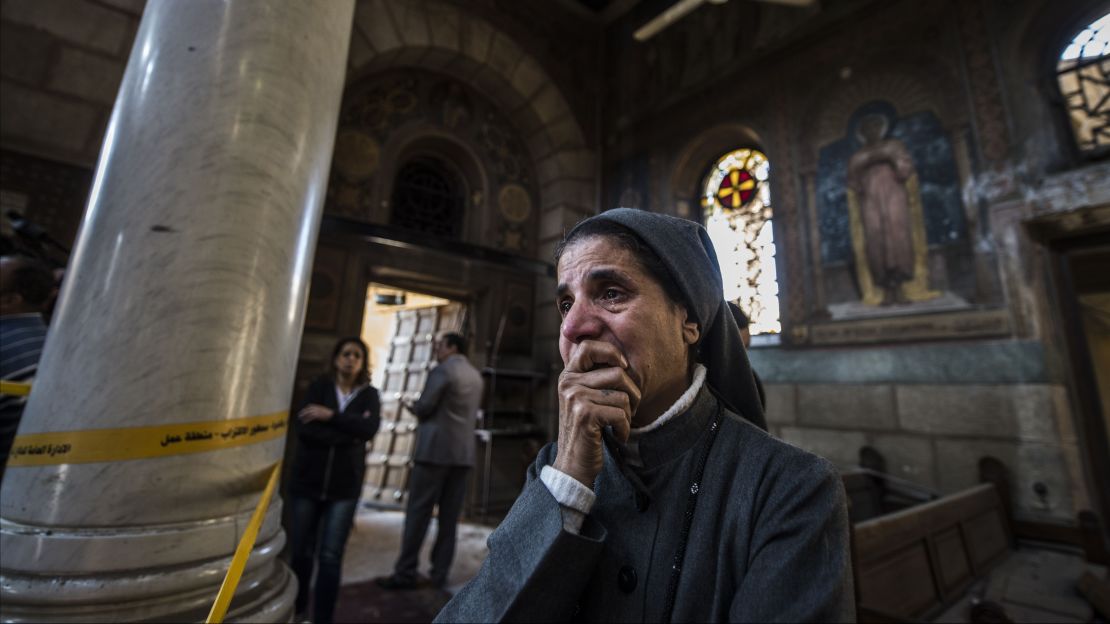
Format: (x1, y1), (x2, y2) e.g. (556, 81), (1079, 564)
(378, 332), (484, 590)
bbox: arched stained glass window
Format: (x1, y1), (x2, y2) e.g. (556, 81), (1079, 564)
(1058, 13), (1110, 152)
(702, 148), (780, 336)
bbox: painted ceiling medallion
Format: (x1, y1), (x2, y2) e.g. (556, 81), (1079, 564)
(334, 129), (380, 180)
(716, 168), (758, 209)
(498, 184), (532, 224)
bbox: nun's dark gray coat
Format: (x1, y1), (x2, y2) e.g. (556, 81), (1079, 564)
(436, 385), (855, 623)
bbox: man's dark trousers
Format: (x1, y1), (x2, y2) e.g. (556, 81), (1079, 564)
(394, 462), (470, 587)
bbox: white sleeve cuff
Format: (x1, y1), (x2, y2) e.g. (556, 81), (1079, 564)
(540, 465), (597, 534)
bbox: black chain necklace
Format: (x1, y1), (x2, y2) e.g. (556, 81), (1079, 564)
(661, 402), (724, 624)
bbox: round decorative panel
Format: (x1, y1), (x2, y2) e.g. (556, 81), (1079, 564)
(334, 129), (380, 180)
(498, 184), (532, 224)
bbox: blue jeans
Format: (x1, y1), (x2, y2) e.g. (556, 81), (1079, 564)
(290, 497), (358, 624)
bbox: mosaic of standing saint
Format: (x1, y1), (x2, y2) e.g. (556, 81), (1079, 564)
(845, 113), (939, 306)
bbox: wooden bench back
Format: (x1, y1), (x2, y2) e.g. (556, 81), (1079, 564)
(853, 483), (1012, 621)
(843, 469), (886, 523)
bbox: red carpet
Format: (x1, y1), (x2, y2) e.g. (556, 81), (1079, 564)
(333, 581), (452, 624)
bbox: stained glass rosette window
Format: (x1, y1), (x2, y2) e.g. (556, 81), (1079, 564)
(716, 168), (758, 208)
(1058, 13), (1109, 152)
(701, 148), (780, 335)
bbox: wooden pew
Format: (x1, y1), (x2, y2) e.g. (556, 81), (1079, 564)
(842, 447), (938, 524)
(842, 469), (887, 524)
(853, 483), (1011, 622)
(852, 457), (1110, 622)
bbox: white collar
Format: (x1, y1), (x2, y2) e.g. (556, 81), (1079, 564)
(630, 364), (706, 435)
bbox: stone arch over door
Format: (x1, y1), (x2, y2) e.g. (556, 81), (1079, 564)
(329, 67), (540, 253)
(346, 0), (598, 263)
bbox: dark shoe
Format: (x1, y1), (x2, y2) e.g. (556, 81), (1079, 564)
(375, 575), (418, 591)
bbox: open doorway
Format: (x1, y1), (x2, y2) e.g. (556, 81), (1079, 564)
(361, 284), (453, 390)
(359, 282), (467, 509)
(1051, 233), (1110, 531)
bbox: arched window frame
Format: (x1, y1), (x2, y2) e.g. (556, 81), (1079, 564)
(700, 147), (781, 338)
(1055, 12), (1110, 157)
(389, 156), (467, 239)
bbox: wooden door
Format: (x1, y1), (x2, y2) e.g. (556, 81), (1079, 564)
(363, 302), (466, 507)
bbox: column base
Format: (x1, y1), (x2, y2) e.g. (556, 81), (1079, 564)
(0, 514), (295, 622)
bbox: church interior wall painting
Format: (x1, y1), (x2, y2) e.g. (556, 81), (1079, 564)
(803, 99), (1010, 345)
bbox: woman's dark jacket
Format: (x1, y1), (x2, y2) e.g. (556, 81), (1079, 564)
(289, 374), (381, 501)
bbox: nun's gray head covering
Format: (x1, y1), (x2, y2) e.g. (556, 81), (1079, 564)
(563, 208), (767, 430)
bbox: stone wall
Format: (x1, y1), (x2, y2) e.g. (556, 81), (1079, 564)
(751, 340), (1087, 522)
(0, 0), (142, 252)
(0, 0), (142, 167)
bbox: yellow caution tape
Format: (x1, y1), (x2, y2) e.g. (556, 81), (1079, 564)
(5, 377), (287, 622)
(6, 411), (288, 467)
(0, 381), (32, 396)
(206, 461), (282, 624)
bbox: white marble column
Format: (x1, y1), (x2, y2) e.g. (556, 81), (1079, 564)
(0, 1), (354, 621)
